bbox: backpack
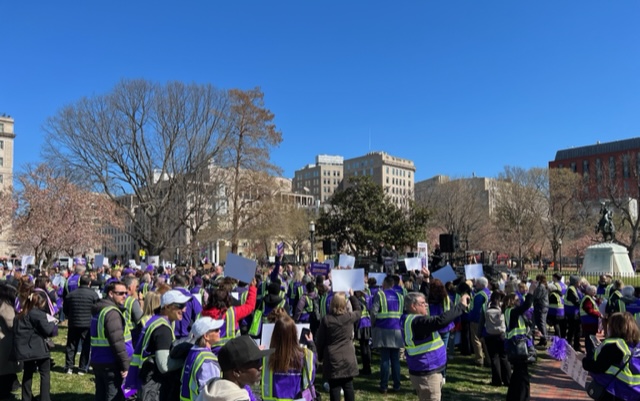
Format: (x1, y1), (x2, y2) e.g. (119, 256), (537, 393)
(484, 306), (505, 336)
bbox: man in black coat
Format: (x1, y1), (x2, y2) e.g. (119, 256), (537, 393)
(63, 275), (100, 374)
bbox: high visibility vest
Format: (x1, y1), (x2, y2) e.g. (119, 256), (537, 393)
(216, 308), (240, 347)
(180, 349), (218, 401)
(580, 295), (598, 320)
(593, 338), (640, 389)
(548, 292), (565, 317)
(505, 307), (527, 339)
(564, 286), (579, 307)
(359, 296), (370, 319)
(403, 314), (444, 356)
(130, 316), (174, 369)
(320, 293), (333, 318)
(261, 348), (315, 401)
(90, 305), (133, 364)
(377, 290), (404, 320)
(123, 296), (136, 331)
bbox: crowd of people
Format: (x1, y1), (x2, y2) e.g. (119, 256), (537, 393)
(0, 258), (639, 401)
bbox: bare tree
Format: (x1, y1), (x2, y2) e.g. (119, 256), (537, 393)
(532, 167), (586, 269)
(43, 79), (229, 255)
(217, 88), (283, 253)
(493, 166), (545, 268)
(418, 177), (491, 251)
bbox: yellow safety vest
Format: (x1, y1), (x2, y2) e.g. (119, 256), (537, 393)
(261, 347), (314, 401)
(403, 314), (444, 356)
(505, 307), (527, 339)
(180, 350), (218, 401)
(377, 291), (404, 319)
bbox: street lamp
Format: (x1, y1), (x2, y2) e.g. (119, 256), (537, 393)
(309, 221), (315, 262)
(558, 238), (563, 272)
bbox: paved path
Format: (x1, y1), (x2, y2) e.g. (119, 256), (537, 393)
(530, 353), (590, 401)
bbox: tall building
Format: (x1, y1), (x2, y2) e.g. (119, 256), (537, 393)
(0, 116), (15, 257)
(292, 155), (344, 204)
(343, 151), (416, 207)
(415, 175), (503, 217)
(550, 137), (640, 200)
(0, 116), (15, 190)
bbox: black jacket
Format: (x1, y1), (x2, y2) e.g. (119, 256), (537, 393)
(64, 286), (100, 328)
(13, 308), (56, 361)
(91, 298), (130, 371)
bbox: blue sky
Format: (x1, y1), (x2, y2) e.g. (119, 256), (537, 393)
(2, 1), (639, 182)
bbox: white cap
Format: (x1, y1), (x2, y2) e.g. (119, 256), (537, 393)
(160, 290), (192, 307)
(190, 317), (224, 341)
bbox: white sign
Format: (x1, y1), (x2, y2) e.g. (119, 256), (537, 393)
(338, 254), (355, 269)
(404, 257), (422, 271)
(261, 323), (310, 348)
(560, 344), (588, 388)
(417, 242), (428, 269)
(225, 253), (257, 284)
(369, 273), (387, 286)
(332, 268), (365, 292)
(149, 256), (160, 266)
(6, 261), (12, 270)
(21, 255), (35, 268)
(464, 263), (485, 280)
(432, 264), (458, 284)
(128, 260), (137, 269)
(325, 259), (335, 271)
(94, 255), (108, 268)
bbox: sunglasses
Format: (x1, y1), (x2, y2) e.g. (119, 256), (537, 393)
(112, 291), (127, 296)
(171, 303), (186, 310)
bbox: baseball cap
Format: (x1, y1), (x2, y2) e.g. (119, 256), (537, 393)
(190, 317), (224, 342)
(160, 290), (192, 307)
(218, 336), (274, 371)
(145, 264), (155, 273)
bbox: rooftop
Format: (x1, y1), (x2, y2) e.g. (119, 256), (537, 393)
(555, 137), (640, 161)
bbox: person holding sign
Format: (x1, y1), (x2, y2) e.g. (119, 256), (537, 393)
(582, 312), (640, 401)
(402, 289), (470, 401)
(201, 277), (257, 355)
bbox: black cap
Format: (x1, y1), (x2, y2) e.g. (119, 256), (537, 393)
(218, 336), (274, 371)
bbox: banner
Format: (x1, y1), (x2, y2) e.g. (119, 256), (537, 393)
(148, 256), (160, 266)
(310, 262), (330, 276)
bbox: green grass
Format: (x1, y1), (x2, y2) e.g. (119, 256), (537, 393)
(17, 326), (504, 401)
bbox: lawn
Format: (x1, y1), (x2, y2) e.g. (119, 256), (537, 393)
(18, 325), (504, 401)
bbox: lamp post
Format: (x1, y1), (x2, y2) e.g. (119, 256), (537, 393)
(309, 221), (315, 263)
(558, 238), (563, 272)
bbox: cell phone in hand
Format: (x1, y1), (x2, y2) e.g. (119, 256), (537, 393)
(299, 328), (311, 345)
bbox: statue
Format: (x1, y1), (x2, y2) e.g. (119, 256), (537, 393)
(596, 202), (615, 242)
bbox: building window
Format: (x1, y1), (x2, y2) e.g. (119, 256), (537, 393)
(623, 154), (630, 178)
(0, 174), (3, 184)
(0, 123), (3, 133)
(0, 141), (3, 150)
(583, 160), (589, 177)
(609, 156), (616, 180)
(596, 159), (602, 182)
(0, 158), (3, 167)
(570, 162), (576, 173)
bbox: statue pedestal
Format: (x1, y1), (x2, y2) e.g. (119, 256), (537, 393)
(580, 243), (635, 276)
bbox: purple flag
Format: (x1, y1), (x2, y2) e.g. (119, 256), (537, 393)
(277, 242), (284, 257)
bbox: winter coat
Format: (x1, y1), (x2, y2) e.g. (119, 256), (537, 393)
(316, 295), (362, 380)
(13, 307), (56, 362)
(64, 286), (100, 328)
(0, 302), (19, 375)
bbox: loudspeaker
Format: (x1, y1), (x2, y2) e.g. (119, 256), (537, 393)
(323, 239), (337, 255)
(439, 234), (458, 253)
